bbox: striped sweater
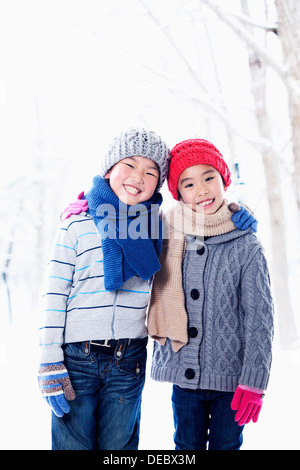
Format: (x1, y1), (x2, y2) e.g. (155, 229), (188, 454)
(39, 214), (149, 364)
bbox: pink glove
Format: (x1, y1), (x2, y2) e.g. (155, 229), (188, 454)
(231, 385), (264, 426)
(60, 192), (89, 221)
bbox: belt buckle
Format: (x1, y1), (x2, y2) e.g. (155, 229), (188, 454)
(90, 339), (110, 348)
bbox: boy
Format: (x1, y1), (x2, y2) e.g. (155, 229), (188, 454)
(38, 128), (170, 450)
(148, 138), (274, 450)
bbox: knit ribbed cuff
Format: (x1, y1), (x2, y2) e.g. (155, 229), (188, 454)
(239, 366), (270, 391)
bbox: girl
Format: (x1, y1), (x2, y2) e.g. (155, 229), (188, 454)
(148, 138), (274, 450)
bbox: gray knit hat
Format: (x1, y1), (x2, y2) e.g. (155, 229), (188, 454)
(100, 128), (170, 190)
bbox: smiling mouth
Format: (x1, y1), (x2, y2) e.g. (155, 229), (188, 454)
(123, 184), (142, 195)
(197, 198), (214, 207)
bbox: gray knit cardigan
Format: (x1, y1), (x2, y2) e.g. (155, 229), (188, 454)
(150, 229), (274, 392)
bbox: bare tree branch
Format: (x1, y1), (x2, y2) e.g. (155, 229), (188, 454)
(202, 0), (288, 81)
(226, 9), (278, 34)
(139, 0), (208, 94)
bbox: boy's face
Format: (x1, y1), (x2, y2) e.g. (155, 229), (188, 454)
(105, 156), (159, 205)
(177, 164), (225, 214)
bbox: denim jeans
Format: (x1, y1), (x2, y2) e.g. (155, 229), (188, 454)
(52, 337), (147, 450)
(172, 385), (244, 450)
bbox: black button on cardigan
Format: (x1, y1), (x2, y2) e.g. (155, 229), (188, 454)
(190, 289), (200, 300)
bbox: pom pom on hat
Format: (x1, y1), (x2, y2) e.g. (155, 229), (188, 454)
(167, 139), (231, 200)
(100, 128), (170, 191)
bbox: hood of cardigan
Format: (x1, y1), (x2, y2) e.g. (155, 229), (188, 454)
(202, 227), (253, 245)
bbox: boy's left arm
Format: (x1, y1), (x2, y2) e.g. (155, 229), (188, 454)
(229, 203), (258, 232)
(233, 244), (274, 425)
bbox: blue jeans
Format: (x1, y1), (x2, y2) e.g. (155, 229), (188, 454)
(52, 338), (147, 450)
(172, 385), (244, 450)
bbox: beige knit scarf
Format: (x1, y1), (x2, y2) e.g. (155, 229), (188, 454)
(147, 200), (239, 352)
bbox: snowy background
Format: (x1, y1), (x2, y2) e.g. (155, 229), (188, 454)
(0, 0), (299, 450)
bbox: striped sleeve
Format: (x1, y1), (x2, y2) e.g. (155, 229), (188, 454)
(39, 225), (76, 363)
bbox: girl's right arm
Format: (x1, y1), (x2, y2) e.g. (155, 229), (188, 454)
(60, 191), (88, 221)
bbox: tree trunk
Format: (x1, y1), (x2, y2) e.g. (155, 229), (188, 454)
(276, 0), (300, 213)
(241, 0), (299, 348)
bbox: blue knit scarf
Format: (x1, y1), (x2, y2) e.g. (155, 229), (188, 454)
(85, 176), (163, 291)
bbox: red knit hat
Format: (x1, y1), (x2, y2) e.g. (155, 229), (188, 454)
(167, 139), (231, 200)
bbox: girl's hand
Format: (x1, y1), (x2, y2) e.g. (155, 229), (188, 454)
(60, 192), (89, 221)
(231, 385), (264, 426)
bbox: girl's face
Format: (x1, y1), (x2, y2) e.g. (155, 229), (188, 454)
(105, 155), (159, 205)
(177, 164), (225, 214)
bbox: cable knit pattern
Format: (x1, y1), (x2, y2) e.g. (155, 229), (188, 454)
(148, 201), (239, 351)
(150, 208), (274, 392)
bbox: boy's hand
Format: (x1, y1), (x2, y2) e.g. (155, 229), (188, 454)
(60, 192), (88, 221)
(231, 385), (264, 426)
(229, 203), (258, 233)
(38, 362), (76, 417)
